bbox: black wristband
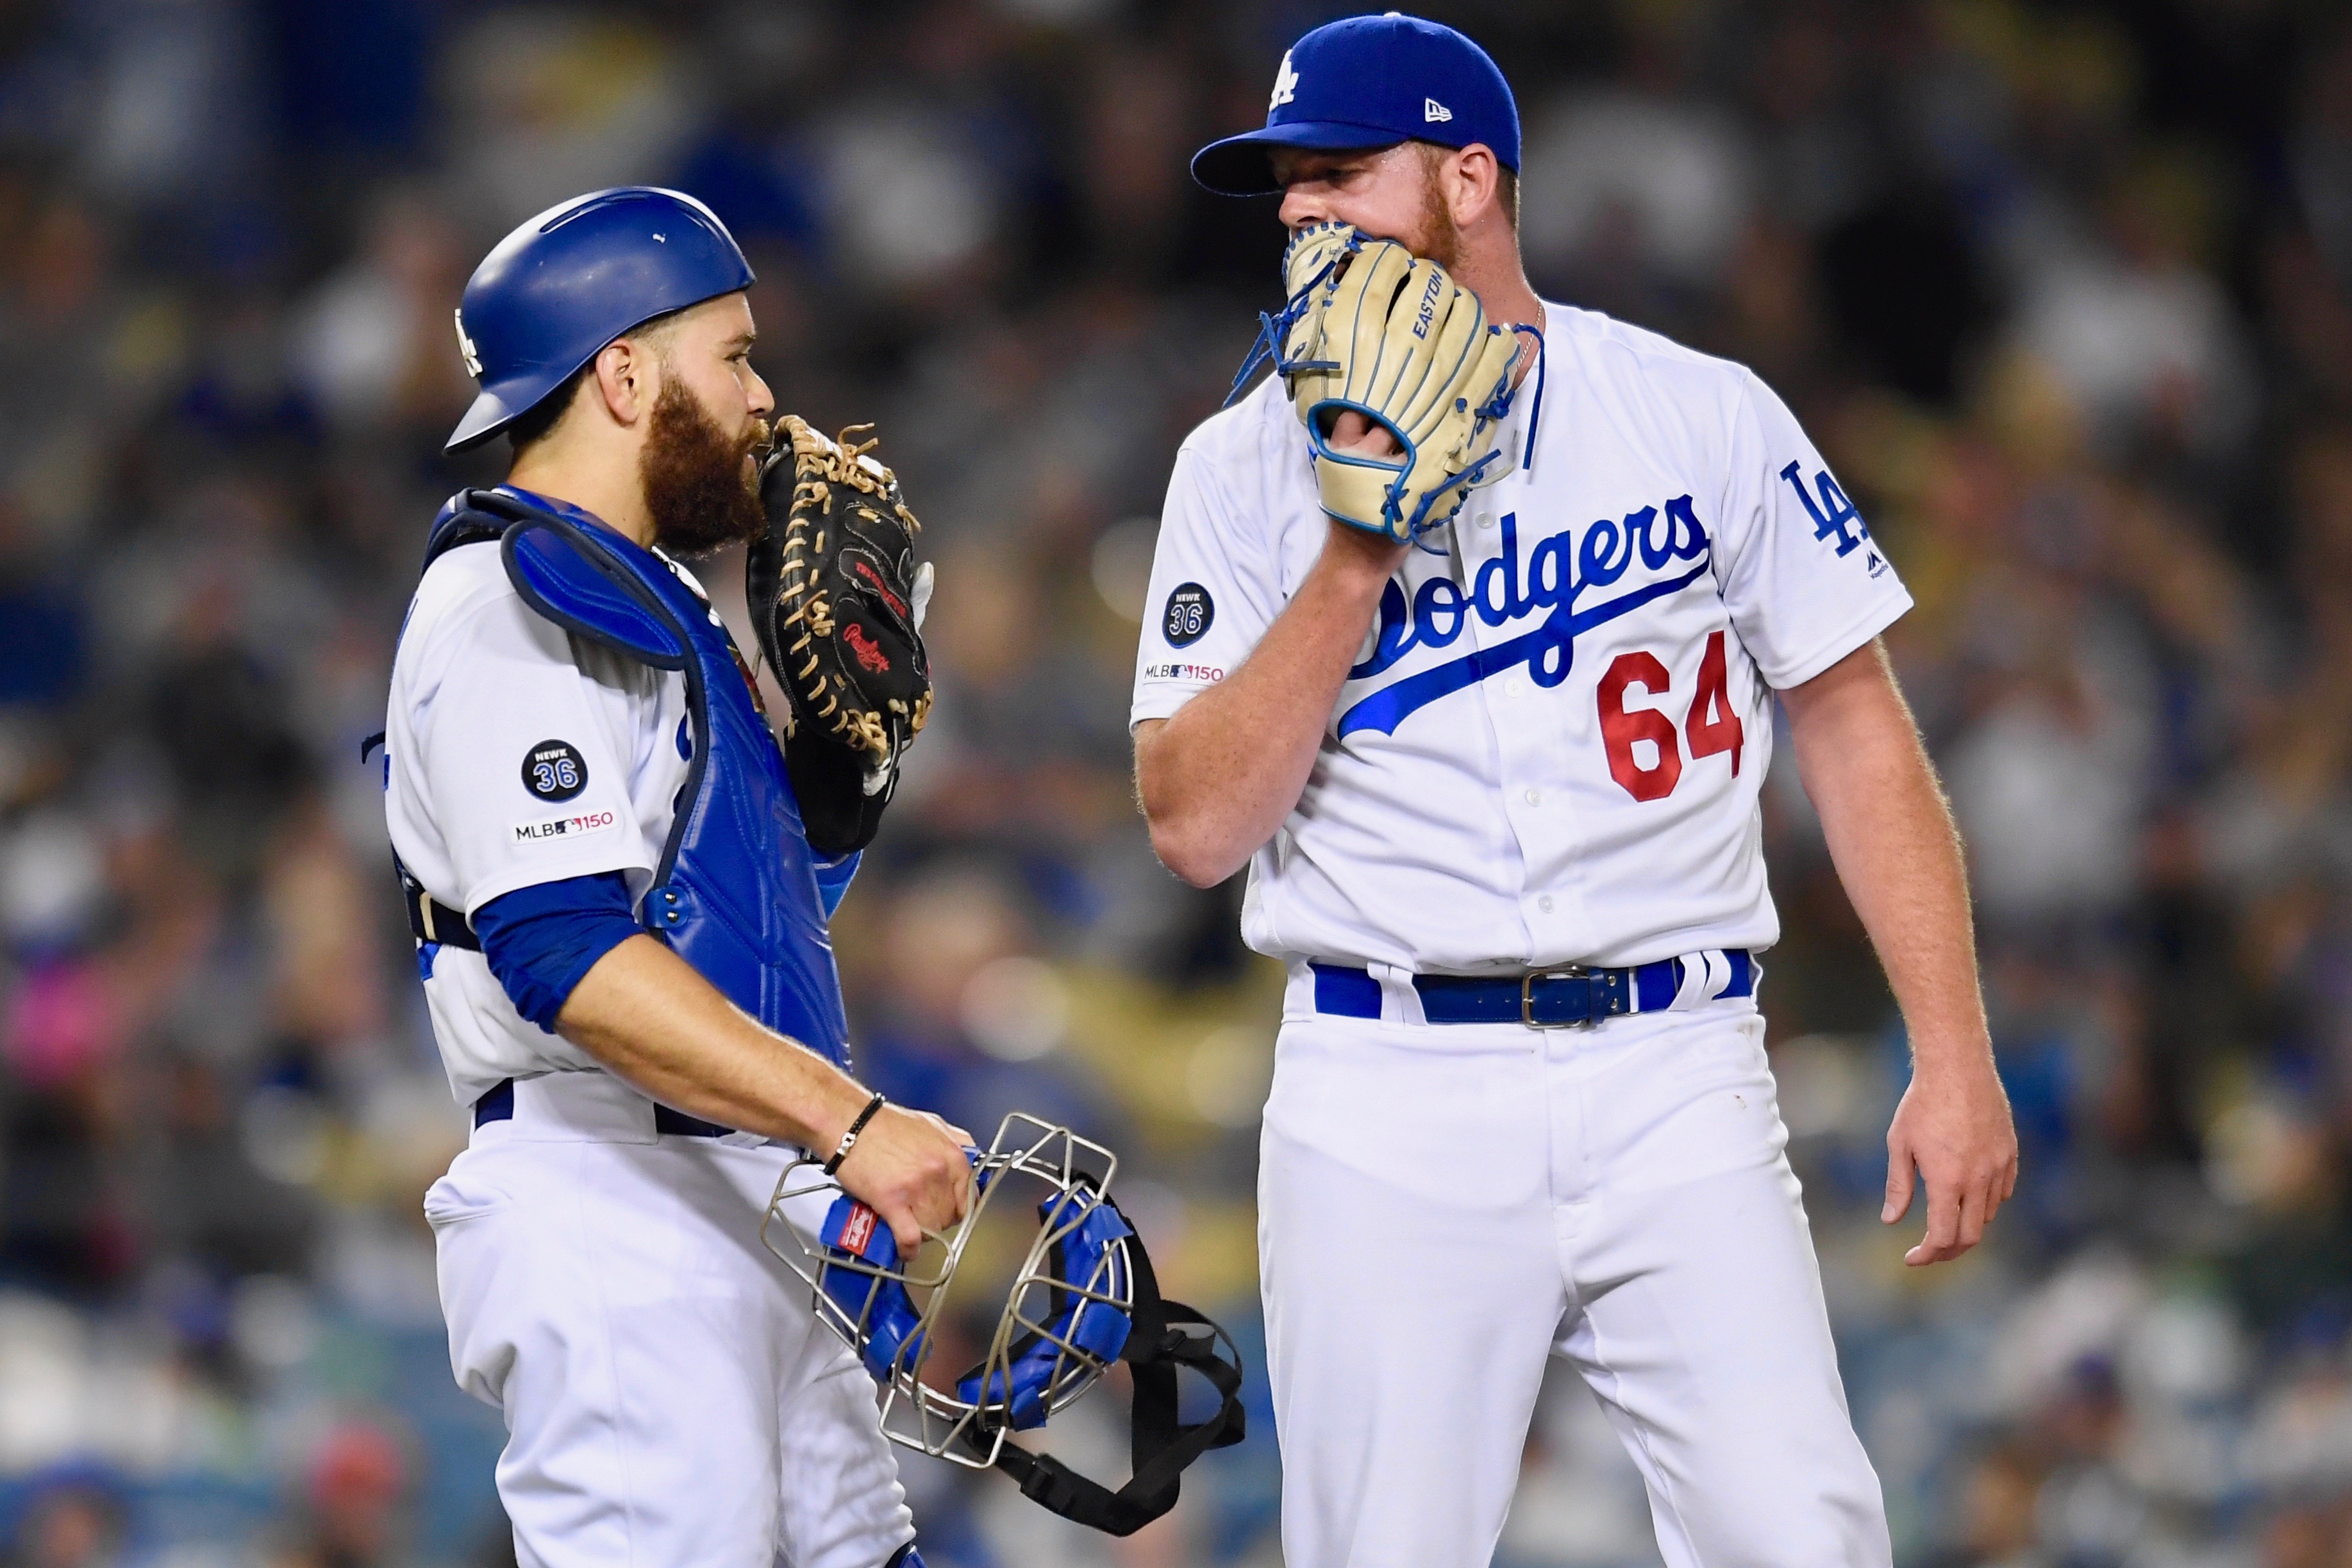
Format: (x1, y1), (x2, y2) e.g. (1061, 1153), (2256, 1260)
(825, 1093), (888, 1176)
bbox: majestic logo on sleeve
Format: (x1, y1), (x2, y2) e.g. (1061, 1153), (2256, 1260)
(1338, 499), (1714, 738)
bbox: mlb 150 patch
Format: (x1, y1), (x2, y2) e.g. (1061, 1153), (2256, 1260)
(1163, 583), (1214, 647)
(521, 739), (588, 802)
(513, 809), (619, 845)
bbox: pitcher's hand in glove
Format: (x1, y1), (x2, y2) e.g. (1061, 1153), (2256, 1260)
(1229, 221), (1524, 546)
(746, 416), (933, 857)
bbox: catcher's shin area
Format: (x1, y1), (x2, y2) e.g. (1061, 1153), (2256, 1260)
(763, 1113), (1247, 1537)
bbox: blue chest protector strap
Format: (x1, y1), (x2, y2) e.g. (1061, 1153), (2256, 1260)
(412, 487), (853, 1068)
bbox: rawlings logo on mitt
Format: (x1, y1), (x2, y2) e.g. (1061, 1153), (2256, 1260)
(747, 415), (933, 855)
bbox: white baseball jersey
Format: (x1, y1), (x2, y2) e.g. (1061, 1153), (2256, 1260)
(1132, 303), (1911, 973)
(383, 517), (697, 1105)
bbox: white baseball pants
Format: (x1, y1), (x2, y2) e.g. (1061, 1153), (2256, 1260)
(424, 1071), (915, 1568)
(1258, 980), (1890, 1568)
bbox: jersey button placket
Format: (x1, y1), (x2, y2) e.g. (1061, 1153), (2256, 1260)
(1480, 455), (1578, 957)
(1458, 519), (1543, 958)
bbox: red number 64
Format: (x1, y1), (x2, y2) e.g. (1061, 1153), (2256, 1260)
(1595, 630), (1745, 803)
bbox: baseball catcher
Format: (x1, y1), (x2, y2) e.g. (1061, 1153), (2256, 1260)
(388, 186), (965, 1568)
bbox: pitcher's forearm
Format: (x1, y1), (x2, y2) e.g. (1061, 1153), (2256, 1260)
(555, 934), (869, 1147)
(1137, 527), (1401, 885)
(1783, 643), (1990, 1066)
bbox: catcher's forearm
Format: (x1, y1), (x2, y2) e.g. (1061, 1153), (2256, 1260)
(555, 933), (871, 1147)
(1136, 523), (1403, 887)
(1782, 642), (1992, 1071)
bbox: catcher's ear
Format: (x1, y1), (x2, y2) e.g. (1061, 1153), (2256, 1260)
(590, 336), (660, 429)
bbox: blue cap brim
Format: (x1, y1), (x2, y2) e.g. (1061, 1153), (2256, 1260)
(1189, 121), (1408, 196)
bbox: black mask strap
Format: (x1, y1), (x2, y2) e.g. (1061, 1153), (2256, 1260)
(978, 1201), (1247, 1536)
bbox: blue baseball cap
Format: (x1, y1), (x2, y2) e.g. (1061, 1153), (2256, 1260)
(446, 187), (755, 454)
(1191, 13), (1519, 197)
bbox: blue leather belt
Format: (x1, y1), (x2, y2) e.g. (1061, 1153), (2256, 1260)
(1310, 951), (1753, 1027)
(471, 1076), (734, 1137)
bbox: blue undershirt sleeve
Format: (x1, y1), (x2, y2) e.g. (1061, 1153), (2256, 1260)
(812, 850), (862, 920)
(474, 871), (642, 1033)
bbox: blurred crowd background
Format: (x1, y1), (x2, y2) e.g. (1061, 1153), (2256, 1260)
(0, 0), (2348, 1562)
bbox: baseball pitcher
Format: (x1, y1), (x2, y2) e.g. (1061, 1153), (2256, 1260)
(1132, 17), (2019, 1567)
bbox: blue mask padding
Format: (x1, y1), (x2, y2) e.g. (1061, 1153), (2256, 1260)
(956, 1194), (1133, 1430)
(820, 1196), (927, 1381)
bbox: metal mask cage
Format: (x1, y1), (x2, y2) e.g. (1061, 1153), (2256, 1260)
(761, 1112), (1133, 1469)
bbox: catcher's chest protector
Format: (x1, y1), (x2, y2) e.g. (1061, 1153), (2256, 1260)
(422, 488), (852, 1068)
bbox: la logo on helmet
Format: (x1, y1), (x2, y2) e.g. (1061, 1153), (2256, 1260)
(453, 310), (483, 378)
(1270, 49), (1299, 110)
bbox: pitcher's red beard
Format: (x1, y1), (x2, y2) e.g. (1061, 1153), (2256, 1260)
(641, 379), (768, 558)
(1415, 170), (1464, 273)
(1339, 170), (1463, 275)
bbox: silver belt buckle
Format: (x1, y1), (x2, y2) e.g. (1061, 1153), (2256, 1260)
(1521, 965), (1592, 1029)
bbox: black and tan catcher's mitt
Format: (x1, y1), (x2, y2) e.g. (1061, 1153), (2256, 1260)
(747, 415), (933, 857)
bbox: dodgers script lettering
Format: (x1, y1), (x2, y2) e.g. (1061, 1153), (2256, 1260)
(1339, 498), (1714, 737)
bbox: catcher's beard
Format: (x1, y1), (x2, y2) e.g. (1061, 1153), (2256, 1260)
(640, 375), (769, 558)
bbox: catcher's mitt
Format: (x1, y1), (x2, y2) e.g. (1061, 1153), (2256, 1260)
(1228, 222), (1524, 546)
(747, 415), (933, 857)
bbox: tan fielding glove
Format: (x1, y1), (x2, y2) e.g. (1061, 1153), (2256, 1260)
(1231, 222), (1524, 545)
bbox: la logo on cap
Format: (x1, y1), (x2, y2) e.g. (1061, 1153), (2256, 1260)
(1424, 98), (1453, 122)
(1271, 49), (1299, 110)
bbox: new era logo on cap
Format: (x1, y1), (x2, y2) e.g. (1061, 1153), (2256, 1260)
(1425, 98), (1452, 122)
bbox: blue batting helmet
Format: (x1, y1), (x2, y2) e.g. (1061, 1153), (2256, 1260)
(445, 187), (756, 454)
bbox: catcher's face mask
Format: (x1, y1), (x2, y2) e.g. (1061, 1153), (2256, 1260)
(762, 1113), (1246, 1536)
